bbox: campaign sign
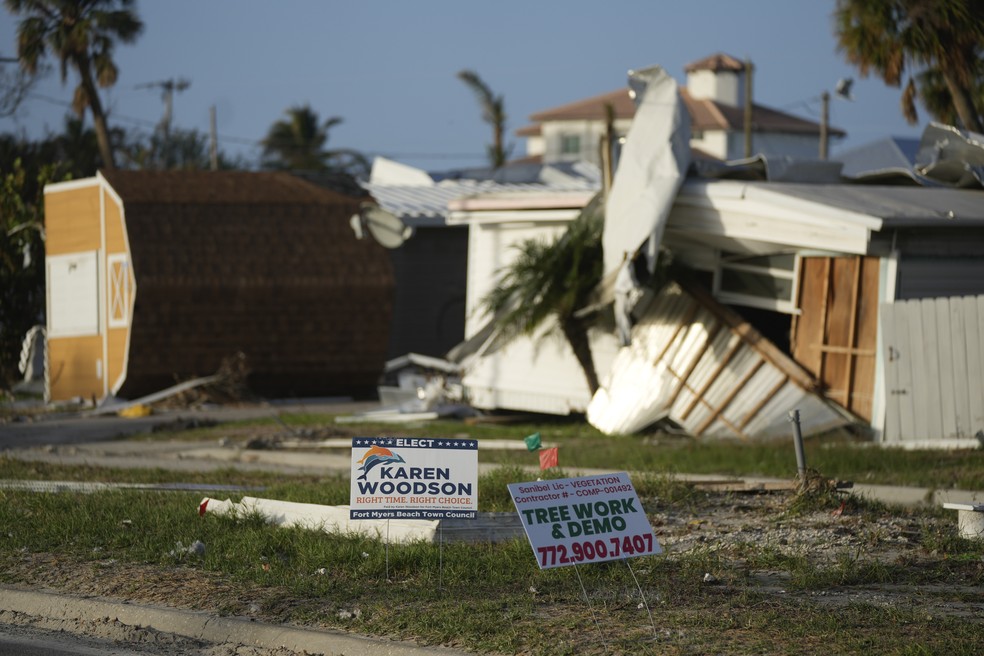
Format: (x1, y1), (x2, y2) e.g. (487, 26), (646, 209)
(350, 437), (478, 520)
(508, 472), (661, 569)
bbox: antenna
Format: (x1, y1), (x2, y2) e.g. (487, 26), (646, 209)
(135, 77), (191, 139)
(350, 203), (413, 248)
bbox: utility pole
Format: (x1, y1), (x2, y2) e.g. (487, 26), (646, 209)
(137, 77), (191, 143)
(600, 102), (615, 199)
(819, 90), (830, 160)
(209, 105), (218, 171)
(743, 58), (753, 158)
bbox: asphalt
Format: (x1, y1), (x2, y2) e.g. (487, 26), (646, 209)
(2, 396), (983, 654)
(0, 587), (468, 656)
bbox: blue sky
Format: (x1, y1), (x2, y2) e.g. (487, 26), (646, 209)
(1, 0), (928, 172)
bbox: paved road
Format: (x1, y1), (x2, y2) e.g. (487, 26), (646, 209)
(0, 398), (380, 449)
(0, 625), (158, 656)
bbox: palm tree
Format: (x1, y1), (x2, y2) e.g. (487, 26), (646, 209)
(260, 105), (369, 177)
(913, 65), (984, 128)
(0, 52), (41, 117)
(834, 0), (984, 133)
(481, 192), (605, 394)
(6, 0), (144, 169)
(457, 69), (510, 168)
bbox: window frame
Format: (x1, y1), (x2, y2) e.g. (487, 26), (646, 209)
(712, 250), (801, 314)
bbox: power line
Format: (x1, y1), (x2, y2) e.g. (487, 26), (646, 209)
(1, 82), (487, 161)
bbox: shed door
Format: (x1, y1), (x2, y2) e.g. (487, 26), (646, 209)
(881, 296), (984, 442)
(792, 256), (879, 421)
(47, 251), (99, 337)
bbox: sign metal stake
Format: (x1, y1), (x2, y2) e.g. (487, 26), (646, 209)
(625, 558), (658, 640)
(573, 563), (611, 655)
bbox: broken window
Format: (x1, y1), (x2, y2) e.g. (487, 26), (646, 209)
(713, 251), (799, 314)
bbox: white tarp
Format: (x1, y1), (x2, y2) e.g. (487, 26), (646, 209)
(602, 65), (691, 277)
(602, 65), (691, 344)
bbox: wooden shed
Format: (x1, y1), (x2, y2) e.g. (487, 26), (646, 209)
(43, 170), (393, 403)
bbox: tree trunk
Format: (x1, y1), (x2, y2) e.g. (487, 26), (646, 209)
(493, 122), (504, 169)
(561, 318), (599, 396)
(943, 70), (984, 133)
(75, 56), (116, 170)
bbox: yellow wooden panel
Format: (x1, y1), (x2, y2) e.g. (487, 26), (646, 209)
(47, 335), (104, 401)
(103, 187), (127, 253)
(107, 326), (129, 392)
(45, 185), (101, 256)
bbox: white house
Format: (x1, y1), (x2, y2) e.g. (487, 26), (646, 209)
(516, 53), (845, 166)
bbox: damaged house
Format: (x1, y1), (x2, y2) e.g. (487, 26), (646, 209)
(42, 171), (394, 404)
(374, 57), (984, 448)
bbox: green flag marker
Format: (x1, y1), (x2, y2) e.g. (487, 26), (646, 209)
(524, 432), (542, 451)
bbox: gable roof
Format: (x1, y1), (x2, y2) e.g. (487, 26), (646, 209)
(680, 89), (845, 136)
(684, 52), (746, 73)
(528, 88), (636, 123)
(516, 87), (842, 138)
(99, 170), (356, 205)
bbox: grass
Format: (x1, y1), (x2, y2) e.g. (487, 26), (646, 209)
(3, 410), (984, 654)
(132, 410), (984, 490)
(2, 460), (984, 655)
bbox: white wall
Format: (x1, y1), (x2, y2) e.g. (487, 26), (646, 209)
(465, 220), (571, 336)
(539, 119), (632, 166)
(453, 204), (619, 415)
(686, 69), (743, 106)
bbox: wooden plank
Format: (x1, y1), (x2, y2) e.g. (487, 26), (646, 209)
(738, 375), (788, 431)
(843, 256), (862, 418)
(919, 298), (943, 440)
(814, 345), (876, 356)
(694, 358), (764, 435)
(824, 258), (861, 408)
(906, 299), (930, 440)
(880, 302), (901, 442)
(666, 320), (723, 409)
(679, 334), (742, 421)
(851, 256), (880, 421)
(792, 258), (826, 374)
(949, 298), (970, 437)
(936, 297), (959, 439)
(818, 258), (832, 384)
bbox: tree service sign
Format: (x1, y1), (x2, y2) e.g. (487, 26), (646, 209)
(350, 437), (478, 520)
(508, 472), (661, 569)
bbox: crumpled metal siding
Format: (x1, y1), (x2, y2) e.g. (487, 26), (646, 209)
(588, 281), (853, 439)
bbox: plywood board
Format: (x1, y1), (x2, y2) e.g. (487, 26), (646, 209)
(793, 256), (878, 421)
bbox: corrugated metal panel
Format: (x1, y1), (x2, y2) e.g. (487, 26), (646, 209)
(753, 184), (984, 228)
(365, 179), (599, 227)
(881, 295), (984, 444)
(588, 280), (852, 439)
